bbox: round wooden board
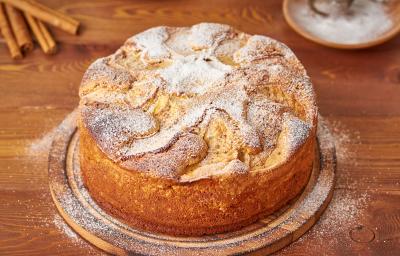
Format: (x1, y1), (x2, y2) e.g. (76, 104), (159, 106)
(48, 110), (336, 256)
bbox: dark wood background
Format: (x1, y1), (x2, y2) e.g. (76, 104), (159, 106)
(0, 0), (399, 255)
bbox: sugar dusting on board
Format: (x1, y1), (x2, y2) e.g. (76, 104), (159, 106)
(11, 192), (97, 254)
(279, 191), (370, 255)
(22, 109), (102, 254)
(292, 0), (393, 44)
(280, 118), (368, 255)
(27, 110), (78, 156)
(326, 119), (360, 162)
(53, 214), (79, 240)
(51, 212), (102, 254)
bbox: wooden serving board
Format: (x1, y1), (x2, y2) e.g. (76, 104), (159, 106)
(48, 111), (336, 255)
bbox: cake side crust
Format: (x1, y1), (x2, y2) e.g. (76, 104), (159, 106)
(79, 118), (315, 236)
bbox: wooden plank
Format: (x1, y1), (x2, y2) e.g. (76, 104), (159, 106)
(0, 45), (114, 108)
(0, 190), (103, 256)
(0, 0), (399, 255)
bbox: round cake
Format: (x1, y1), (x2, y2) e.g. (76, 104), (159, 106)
(78, 23), (317, 236)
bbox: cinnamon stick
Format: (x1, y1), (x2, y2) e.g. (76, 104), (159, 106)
(3, 0), (79, 35)
(4, 4), (33, 52)
(0, 3), (22, 59)
(37, 18), (56, 54)
(24, 12), (56, 54)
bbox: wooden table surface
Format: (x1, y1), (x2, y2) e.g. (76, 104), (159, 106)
(0, 0), (399, 255)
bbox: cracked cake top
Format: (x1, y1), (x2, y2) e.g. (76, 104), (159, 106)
(79, 22), (317, 182)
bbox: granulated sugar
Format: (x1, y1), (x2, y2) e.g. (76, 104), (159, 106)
(28, 130), (56, 156)
(23, 110), (101, 253)
(279, 119), (368, 255)
(313, 191), (369, 238)
(293, 0), (393, 44)
(308, 119), (366, 240)
(50, 212), (101, 254)
(279, 190), (370, 255)
(53, 214), (79, 240)
(27, 110), (78, 156)
(11, 192), (98, 254)
(324, 119), (360, 162)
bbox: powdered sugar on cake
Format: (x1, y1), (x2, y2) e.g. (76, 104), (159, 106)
(130, 26), (171, 63)
(79, 22), (316, 179)
(189, 23), (231, 49)
(159, 54), (232, 95)
(234, 35), (296, 63)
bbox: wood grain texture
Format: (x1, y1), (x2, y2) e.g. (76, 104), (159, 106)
(0, 0), (399, 255)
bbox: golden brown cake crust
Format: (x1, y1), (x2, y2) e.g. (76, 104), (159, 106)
(79, 118), (315, 236)
(78, 22), (317, 236)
